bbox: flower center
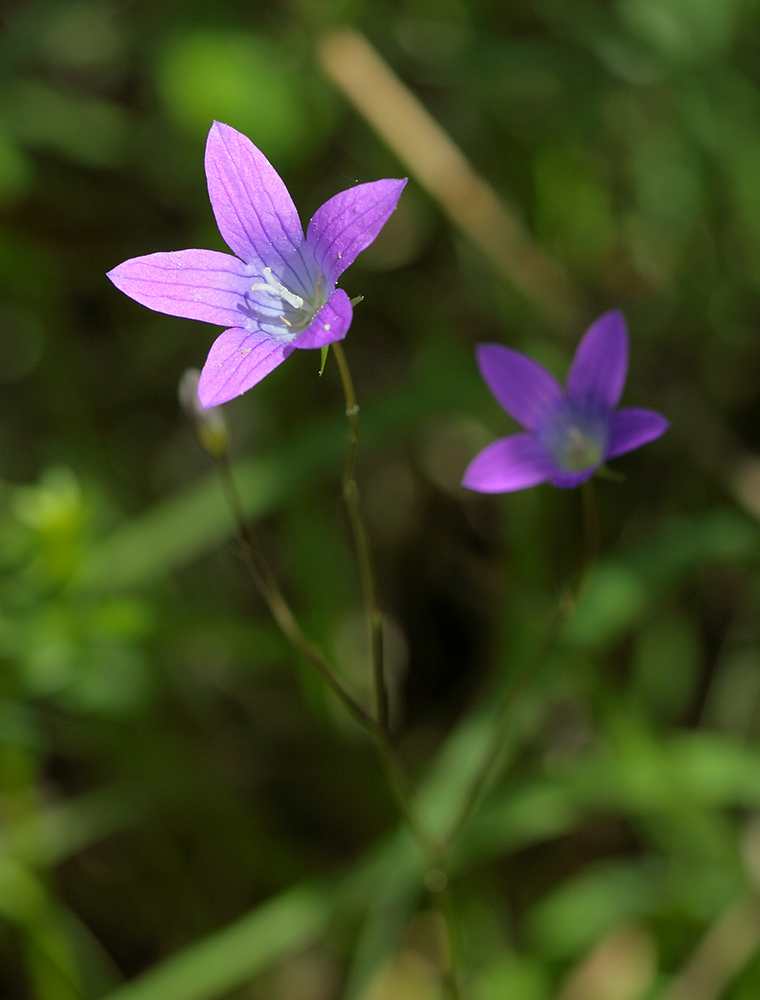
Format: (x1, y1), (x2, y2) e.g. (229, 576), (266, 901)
(249, 267), (326, 339)
(557, 423), (604, 471)
(540, 404), (608, 473)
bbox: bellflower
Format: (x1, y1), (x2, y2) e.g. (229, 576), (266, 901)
(462, 311), (668, 492)
(108, 121), (406, 407)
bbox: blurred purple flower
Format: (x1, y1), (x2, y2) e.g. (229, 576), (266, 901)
(108, 121), (406, 407)
(462, 311), (668, 493)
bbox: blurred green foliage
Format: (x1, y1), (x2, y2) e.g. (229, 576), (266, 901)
(2, 0), (760, 998)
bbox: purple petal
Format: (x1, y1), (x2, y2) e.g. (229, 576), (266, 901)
(306, 179), (407, 284)
(197, 328), (294, 407)
(606, 407), (669, 459)
(293, 289), (353, 350)
(462, 433), (554, 493)
(107, 249), (250, 327)
(550, 468), (597, 489)
(567, 310), (629, 410)
(204, 121), (304, 270)
(476, 344), (563, 431)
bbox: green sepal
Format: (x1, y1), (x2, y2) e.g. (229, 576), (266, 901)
(595, 464), (625, 482)
(319, 344), (330, 376)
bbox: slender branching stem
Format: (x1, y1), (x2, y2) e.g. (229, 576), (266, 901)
(439, 482), (600, 857)
(217, 455), (375, 730)
(329, 343), (463, 993)
(216, 449), (462, 996)
(217, 455), (428, 840)
(331, 342), (389, 734)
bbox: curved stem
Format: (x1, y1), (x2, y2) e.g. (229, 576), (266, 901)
(331, 342), (389, 734)
(439, 483), (600, 856)
(217, 455), (375, 731)
(439, 604), (568, 857)
(217, 447), (461, 994)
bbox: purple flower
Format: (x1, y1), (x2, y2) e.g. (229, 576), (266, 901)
(462, 311), (668, 492)
(107, 121), (406, 407)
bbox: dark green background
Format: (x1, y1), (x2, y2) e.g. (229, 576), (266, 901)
(2, 1), (760, 998)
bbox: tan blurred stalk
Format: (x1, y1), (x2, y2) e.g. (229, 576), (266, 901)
(658, 819), (760, 1000)
(557, 925), (656, 1000)
(732, 456), (760, 523)
(658, 896), (760, 1000)
(359, 952), (441, 1000)
(317, 28), (585, 332)
(357, 912), (448, 1000)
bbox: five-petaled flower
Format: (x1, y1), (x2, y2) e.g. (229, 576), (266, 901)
(462, 311), (668, 493)
(108, 121), (406, 407)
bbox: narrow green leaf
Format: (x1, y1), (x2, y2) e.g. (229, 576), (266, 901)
(100, 886), (328, 1000)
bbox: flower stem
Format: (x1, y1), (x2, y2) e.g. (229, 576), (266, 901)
(438, 483), (600, 857)
(580, 478), (599, 590)
(438, 603), (569, 857)
(216, 454), (375, 731)
(216, 451), (463, 995)
(439, 882), (464, 1000)
(327, 345), (465, 991)
(216, 453), (422, 823)
(331, 341), (389, 734)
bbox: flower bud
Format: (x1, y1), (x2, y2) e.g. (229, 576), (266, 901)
(178, 368), (229, 459)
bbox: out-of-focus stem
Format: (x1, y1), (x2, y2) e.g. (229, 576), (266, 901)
(331, 342), (389, 734)
(317, 28), (585, 332)
(438, 603), (569, 858)
(217, 437), (459, 994)
(439, 476), (601, 855)
(221, 452), (437, 847)
(580, 478), (599, 592)
(659, 894), (760, 1000)
(329, 343), (463, 994)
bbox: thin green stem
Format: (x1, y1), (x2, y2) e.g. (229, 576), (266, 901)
(217, 448), (462, 993)
(374, 732), (434, 854)
(439, 604), (568, 857)
(580, 478), (599, 594)
(439, 481), (600, 856)
(217, 455), (375, 731)
(331, 341), (389, 734)
(438, 882), (463, 1000)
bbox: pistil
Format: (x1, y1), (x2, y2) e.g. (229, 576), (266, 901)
(250, 267), (305, 310)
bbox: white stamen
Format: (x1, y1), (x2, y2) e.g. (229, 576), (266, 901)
(250, 267), (304, 310)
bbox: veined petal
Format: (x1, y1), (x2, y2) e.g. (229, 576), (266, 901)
(476, 344), (563, 431)
(567, 310), (628, 410)
(107, 249), (250, 327)
(462, 433), (554, 493)
(205, 121), (304, 270)
(306, 179), (407, 284)
(293, 289), (353, 350)
(198, 328), (294, 407)
(606, 407), (669, 459)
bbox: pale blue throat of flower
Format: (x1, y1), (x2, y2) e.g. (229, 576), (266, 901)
(246, 262), (328, 343)
(539, 402), (609, 473)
